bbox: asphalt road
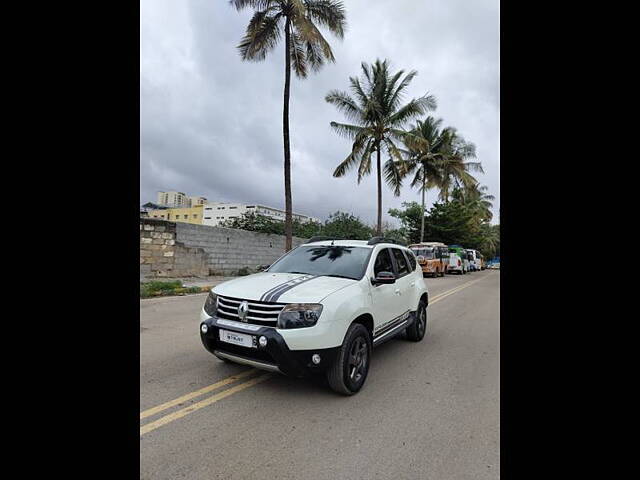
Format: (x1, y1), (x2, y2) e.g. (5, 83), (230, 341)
(140, 269), (500, 479)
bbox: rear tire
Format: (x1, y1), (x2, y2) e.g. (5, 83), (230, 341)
(406, 300), (427, 342)
(326, 323), (371, 395)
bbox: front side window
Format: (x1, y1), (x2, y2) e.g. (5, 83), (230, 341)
(269, 246), (372, 280)
(373, 248), (394, 276)
(392, 249), (409, 276)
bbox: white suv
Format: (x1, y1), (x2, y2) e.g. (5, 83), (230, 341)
(199, 237), (429, 395)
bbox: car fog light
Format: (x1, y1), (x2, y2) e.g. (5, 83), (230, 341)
(312, 354), (321, 365)
(259, 336), (268, 347)
(200, 324), (208, 334)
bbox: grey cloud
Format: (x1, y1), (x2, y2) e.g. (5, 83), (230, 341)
(141, 0), (500, 225)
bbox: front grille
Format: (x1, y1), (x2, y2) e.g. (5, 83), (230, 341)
(217, 295), (286, 327)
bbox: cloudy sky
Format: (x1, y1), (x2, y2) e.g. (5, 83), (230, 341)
(140, 0), (499, 227)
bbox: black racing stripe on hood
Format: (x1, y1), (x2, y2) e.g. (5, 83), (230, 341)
(259, 275), (314, 302)
(264, 275), (318, 302)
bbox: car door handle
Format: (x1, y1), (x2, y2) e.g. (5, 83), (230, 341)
(409, 281), (415, 287)
(394, 289), (401, 295)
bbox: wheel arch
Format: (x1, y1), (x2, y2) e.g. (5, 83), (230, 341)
(351, 313), (374, 342)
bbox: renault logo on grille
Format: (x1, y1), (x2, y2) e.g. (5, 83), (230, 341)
(238, 301), (249, 322)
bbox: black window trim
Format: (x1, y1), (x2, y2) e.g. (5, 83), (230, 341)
(372, 247), (395, 278)
(390, 247), (410, 278)
(404, 248), (417, 271)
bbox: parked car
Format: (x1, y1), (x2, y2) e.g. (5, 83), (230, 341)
(199, 237), (429, 395)
(489, 262), (500, 269)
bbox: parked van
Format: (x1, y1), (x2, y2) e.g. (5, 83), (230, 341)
(466, 249), (480, 271)
(409, 242), (449, 277)
(447, 245), (469, 274)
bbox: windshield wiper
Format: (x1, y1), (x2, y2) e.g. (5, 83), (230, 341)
(322, 274), (356, 280)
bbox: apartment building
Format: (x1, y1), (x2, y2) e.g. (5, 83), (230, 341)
(146, 204), (204, 225)
(202, 202), (318, 226)
(156, 191), (188, 208)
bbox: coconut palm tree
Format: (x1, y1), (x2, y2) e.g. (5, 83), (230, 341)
(395, 116), (450, 242)
(436, 128), (483, 203)
(452, 183), (495, 222)
(325, 59), (437, 234)
(231, 0), (347, 251)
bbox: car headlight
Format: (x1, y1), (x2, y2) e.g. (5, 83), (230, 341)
(277, 304), (323, 329)
(203, 291), (218, 316)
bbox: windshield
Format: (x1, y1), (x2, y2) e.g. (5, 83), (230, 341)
(268, 246), (372, 280)
(411, 248), (434, 259)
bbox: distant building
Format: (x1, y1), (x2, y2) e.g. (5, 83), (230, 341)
(202, 202), (318, 226)
(157, 191), (188, 208)
(189, 196), (207, 207)
(146, 204), (204, 225)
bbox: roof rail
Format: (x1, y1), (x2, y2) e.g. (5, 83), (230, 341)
(304, 236), (344, 244)
(367, 236), (406, 246)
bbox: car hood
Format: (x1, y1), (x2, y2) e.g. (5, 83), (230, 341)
(212, 272), (357, 304)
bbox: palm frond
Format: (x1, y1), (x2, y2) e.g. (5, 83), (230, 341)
(329, 121), (366, 140)
(230, 0), (274, 12)
(304, 0), (346, 38)
(324, 90), (363, 122)
(290, 30), (308, 77)
(237, 13), (282, 61)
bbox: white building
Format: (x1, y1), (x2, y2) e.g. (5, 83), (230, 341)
(202, 202), (319, 226)
(157, 191), (188, 208)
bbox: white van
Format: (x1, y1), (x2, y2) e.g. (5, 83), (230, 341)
(447, 246), (469, 274)
(466, 249), (480, 272)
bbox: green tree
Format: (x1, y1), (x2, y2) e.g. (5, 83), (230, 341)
(231, 0), (347, 251)
(325, 59), (436, 235)
(451, 183), (495, 222)
(397, 116), (451, 243)
(319, 211), (373, 239)
(436, 129), (483, 203)
(221, 212), (322, 238)
(388, 201), (424, 244)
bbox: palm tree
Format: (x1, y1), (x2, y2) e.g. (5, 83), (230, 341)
(436, 128), (483, 203)
(452, 183), (495, 222)
(325, 59), (436, 234)
(231, 0), (346, 251)
(396, 116), (450, 242)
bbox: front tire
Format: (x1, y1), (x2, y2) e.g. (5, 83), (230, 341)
(326, 323), (371, 395)
(406, 300), (427, 341)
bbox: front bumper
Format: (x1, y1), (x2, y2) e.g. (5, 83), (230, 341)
(200, 315), (340, 378)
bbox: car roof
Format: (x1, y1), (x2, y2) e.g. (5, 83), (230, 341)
(303, 240), (407, 249)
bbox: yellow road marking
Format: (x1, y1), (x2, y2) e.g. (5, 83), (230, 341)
(140, 369), (256, 420)
(139, 272), (492, 435)
(140, 373), (272, 436)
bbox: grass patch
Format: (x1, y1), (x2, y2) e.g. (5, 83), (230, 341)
(140, 280), (204, 298)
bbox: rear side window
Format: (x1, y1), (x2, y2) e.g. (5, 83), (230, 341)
(373, 248), (394, 276)
(405, 249), (417, 271)
(392, 248), (409, 276)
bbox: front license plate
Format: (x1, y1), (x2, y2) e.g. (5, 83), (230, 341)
(218, 329), (255, 348)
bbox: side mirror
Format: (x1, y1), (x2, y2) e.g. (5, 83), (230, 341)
(372, 271), (396, 285)
(258, 264), (270, 272)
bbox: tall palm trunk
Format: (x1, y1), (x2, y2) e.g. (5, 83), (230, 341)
(283, 17), (293, 251)
(420, 179), (426, 243)
(376, 142), (382, 235)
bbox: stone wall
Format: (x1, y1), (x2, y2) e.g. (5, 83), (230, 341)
(175, 222), (307, 276)
(140, 218), (307, 278)
(140, 218), (209, 278)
